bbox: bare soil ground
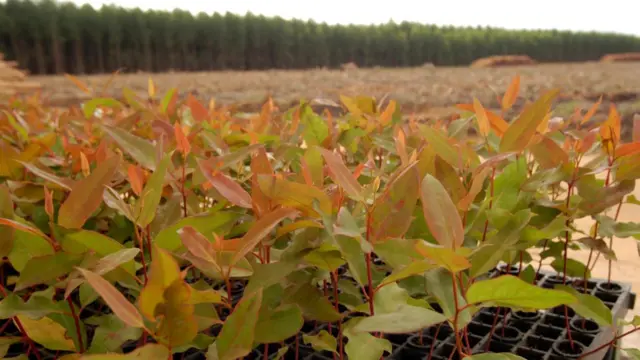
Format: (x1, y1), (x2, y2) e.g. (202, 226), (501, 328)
(32, 62), (640, 129)
(32, 61), (640, 351)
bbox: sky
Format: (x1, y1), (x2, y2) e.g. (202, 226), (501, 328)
(68, 0), (640, 36)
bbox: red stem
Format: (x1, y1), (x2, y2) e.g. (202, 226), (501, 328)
(450, 273), (465, 358)
(181, 156), (187, 217)
(607, 201), (623, 285)
(485, 307), (502, 351)
(427, 324), (441, 360)
(134, 226), (148, 285)
(331, 271), (344, 360)
(480, 168), (496, 243)
(67, 297), (85, 353)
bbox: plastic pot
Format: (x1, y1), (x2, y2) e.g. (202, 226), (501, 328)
(492, 325), (523, 344)
(570, 317), (600, 335)
(596, 281), (624, 295)
(552, 339), (586, 358)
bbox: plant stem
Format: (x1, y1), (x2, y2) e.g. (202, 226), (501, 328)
(607, 200), (623, 285)
(67, 297), (84, 353)
(485, 307), (502, 351)
(480, 168), (496, 243)
(181, 156), (187, 217)
(450, 273), (464, 358)
(365, 252), (374, 316)
(331, 271), (344, 360)
(427, 323), (441, 360)
(134, 225), (148, 284)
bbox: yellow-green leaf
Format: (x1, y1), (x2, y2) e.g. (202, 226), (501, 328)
(154, 280), (198, 347)
(257, 174), (331, 217)
(467, 275), (577, 309)
(18, 316), (76, 351)
(216, 290), (263, 360)
(102, 125), (157, 171)
(139, 246), (180, 319)
(134, 156), (170, 227)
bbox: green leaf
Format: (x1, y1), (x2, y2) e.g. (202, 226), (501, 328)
(624, 348), (640, 360)
(303, 113), (329, 146)
(133, 156), (170, 227)
(154, 211), (238, 251)
(0, 185), (14, 257)
(378, 261), (436, 289)
(616, 152), (640, 181)
(352, 305), (447, 333)
(551, 258), (590, 278)
(254, 305), (303, 344)
(257, 174), (331, 217)
(500, 89), (559, 153)
(555, 285), (612, 326)
(284, 283), (341, 322)
(58, 155), (121, 229)
(464, 354), (526, 360)
(16, 253), (85, 291)
(420, 174), (464, 249)
(102, 125), (157, 171)
(83, 98), (124, 119)
(304, 245), (345, 272)
(420, 126), (460, 169)
(216, 290), (263, 360)
(467, 275), (577, 309)
(415, 242), (470, 273)
(82, 344), (170, 359)
(595, 215), (640, 239)
(334, 235), (368, 287)
(344, 325), (392, 360)
(302, 330), (337, 354)
(61, 230), (135, 275)
(0, 293), (60, 320)
(86, 315), (144, 353)
(244, 260), (300, 297)
(6, 217), (55, 271)
(155, 280), (199, 347)
(370, 162), (421, 243)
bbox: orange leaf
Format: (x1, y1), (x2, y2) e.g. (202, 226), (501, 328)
(187, 94), (208, 122)
(0, 218), (53, 246)
(127, 164), (145, 196)
(530, 135), (569, 169)
(379, 100), (397, 126)
(231, 207), (298, 266)
(602, 104), (621, 143)
(317, 147), (363, 201)
(148, 77), (156, 98)
(456, 104), (508, 137)
(289, 106), (301, 135)
(501, 74), (520, 111)
(581, 96), (602, 125)
(77, 268), (145, 329)
(457, 167), (490, 211)
(80, 152), (91, 177)
(250, 147), (273, 217)
(174, 123), (191, 155)
(616, 142), (640, 158)
(576, 129), (598, 154)
(64, 74), (90, 94)
(198, 160), (252, 209)
(44, 187), (54, 220)
(394, 126), (409, 166)
(58, 154), (121, 229)
(472, 98), (490, 137)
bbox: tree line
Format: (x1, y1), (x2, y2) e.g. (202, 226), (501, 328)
(1, 0), (640, 75)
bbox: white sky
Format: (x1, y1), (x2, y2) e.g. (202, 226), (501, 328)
(69, 0), (640, 36)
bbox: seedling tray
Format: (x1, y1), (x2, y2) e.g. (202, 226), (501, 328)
(243, 268), (635, 360)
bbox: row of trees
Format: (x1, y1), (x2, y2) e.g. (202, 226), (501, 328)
(1, 0), (640, 75)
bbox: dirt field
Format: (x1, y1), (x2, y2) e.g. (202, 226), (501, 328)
(32, 62), (640, 134)
(31, 61), (640, 351)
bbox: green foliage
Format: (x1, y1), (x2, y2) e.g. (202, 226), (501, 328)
(0, 75), (636, 359)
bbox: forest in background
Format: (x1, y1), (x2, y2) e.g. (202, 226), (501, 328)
(1, 0), (640, 75)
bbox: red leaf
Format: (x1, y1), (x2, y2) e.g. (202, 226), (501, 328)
(187, 94), (208, 122)
(198, 160), (252, 209)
